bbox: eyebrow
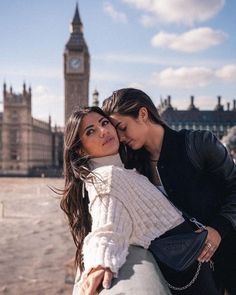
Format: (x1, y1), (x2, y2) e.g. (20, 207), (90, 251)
(83, 117), (105, 132)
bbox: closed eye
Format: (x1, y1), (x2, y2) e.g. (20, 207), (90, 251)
(117, 125), (127, 132)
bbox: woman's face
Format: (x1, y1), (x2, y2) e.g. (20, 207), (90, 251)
(110, 111), (149, 150)
(79, 112), (120, 158)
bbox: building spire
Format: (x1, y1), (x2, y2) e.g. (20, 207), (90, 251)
(71, 2), (83, 33)
(66, 2), (88, 51)
(3, 81), (7, 95)
(23, 81), (26, 94)
(92, 88), (99, 107)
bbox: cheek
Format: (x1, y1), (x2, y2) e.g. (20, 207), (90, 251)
(81, 138), (97, 153)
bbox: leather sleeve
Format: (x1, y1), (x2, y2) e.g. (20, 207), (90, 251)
(186, 130), (236, 237)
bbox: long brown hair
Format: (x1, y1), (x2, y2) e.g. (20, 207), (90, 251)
(61, 106), (112, 272)
(102, 88), (166, 183)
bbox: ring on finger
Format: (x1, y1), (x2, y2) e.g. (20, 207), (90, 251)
(206, 242), (212, 249)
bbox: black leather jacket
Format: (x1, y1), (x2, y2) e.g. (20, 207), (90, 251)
(158, 127), (236, 238)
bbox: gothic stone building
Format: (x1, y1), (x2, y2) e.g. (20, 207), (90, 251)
(0, 5), (89, 176)
(159, 95), (236, 139)
(0, 83), (63, 176)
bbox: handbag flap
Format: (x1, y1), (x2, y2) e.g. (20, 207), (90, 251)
(150, 230), (207, 272)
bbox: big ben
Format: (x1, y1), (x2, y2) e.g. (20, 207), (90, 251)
(64, 4), (90, 124)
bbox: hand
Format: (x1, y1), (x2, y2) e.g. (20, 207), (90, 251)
(81, 266), (113, 295)
(197, 226), (221, 263)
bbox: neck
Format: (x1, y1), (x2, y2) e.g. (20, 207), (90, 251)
(144, 123), (165, 160)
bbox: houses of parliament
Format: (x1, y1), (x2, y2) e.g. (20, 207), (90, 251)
(0, 5), (92, 176)
(0, 5), (235, 176)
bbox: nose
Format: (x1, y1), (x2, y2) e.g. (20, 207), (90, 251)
(99, 126), (108, 137)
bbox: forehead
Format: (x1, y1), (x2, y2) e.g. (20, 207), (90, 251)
(110, 113), (135, 126)
(80, 112), (104, 129)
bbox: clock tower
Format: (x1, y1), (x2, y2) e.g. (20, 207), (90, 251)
(64, 4), (90, 124)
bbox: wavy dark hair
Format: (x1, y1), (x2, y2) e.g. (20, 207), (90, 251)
(61, 106), (117, 272)
(102, 88), (166, 183)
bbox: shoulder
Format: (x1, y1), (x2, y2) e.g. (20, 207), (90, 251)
(185, 129), (216, 146)
(86, 165), (129, 194)
(185, 129), (223, 154)
(184, 129), (227, 169)
(93, 164), (128, 180)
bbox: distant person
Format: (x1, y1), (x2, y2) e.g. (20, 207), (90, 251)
(102, 88), (236, 295)
(61, 107), (220, 295)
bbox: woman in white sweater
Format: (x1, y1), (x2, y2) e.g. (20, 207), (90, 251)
(61, 107), (219, 295)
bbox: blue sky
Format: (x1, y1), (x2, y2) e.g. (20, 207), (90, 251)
(0, 0), (235, 126)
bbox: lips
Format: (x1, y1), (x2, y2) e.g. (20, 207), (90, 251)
(103, 137), (114, 146)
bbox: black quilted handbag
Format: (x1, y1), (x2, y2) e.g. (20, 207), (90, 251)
(149, 218), (208, 291)
(150, 229), (208, 272)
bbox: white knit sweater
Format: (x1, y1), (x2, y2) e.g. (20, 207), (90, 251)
(73, 154), (184, 293)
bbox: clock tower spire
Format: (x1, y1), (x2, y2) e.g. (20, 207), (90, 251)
(64, 3), (90, 124)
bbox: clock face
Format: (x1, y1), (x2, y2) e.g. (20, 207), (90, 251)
(69, 57), (81, 70)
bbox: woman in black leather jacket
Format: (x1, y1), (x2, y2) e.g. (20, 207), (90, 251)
(103, 88), (236, 295)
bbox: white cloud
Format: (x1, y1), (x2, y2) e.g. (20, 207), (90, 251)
(151, 27), (227, 53)
(194, 95), (219, 109)
(167, 95), (218, 110)
(153, 67), (214, 88)
(127, 82), (144, 89)
(122, 0), (225, 26)
(151, 64), (236, 90)
(103, 2), (127, 23)
(215, 64), (236, 82)
(140, 14), (157, 27)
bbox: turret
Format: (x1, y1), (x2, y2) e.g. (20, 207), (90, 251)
(214, 95), (224, 111)
(3, 82), (7, 96)
(188, 95), (198, 111)
(92, 89), (99, 107)
(233, 99), (236, 111)
(23, 82), (26, 95)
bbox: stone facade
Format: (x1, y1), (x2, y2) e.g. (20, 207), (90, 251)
(159, 95), (236, 139)
(0, 84), (63, 176)
(0, 5), (88, 176)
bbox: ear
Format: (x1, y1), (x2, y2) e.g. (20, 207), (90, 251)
(78, 147), (87, 157)
(138, 107), (149, 123)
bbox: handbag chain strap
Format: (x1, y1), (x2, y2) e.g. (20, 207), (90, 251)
(155, 181), (207, 290)
(166, 261), (202, 291)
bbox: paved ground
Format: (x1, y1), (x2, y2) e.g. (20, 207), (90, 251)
(0, 178), (75, 295)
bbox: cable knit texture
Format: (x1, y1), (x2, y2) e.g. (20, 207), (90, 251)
(73, 154), (184, 292)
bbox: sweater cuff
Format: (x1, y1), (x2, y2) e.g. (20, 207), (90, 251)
(208, 215), (233, 239)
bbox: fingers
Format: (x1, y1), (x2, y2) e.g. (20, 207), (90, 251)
(198, 241), (216, 262)
(80, 267), (113, 295)
(197, 226), (221, 263)
(81, 268), (105, 295)
(102, 268), (113, 289)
